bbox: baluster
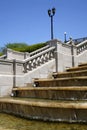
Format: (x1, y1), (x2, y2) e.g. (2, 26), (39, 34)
(50, 50), (54, 58)
(28, 60), (32, 70)
(23, 62), (28, 73)
(84, 44), (86, 50)
(41, 55), (45, 64)
(77, 49), (79, 54)
(37, 57), (41, 66)
(32, 59), (37, 68)
(51, 50), (54, 58)
(44, 53), (48, 62)
(86, 44), (87, 49)
(47, 51), (50, 60)
(49, 51), (52, 60)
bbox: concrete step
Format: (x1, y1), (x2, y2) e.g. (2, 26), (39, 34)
(79, 62), (87, 67)
(33, 77), (87, 87)
(66, 66), (87, 72)
(52, 70), (87, 79)
(12, 87), (87, 101)
(1, 98), (87, 122)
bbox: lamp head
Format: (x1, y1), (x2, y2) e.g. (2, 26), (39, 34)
(52, 8), (56, 15)
(48, 9), (51, 16)
(64, 32), (66, 35)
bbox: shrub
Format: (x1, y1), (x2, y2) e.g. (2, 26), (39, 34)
(0, 52), (3, 56)
(25, 43), (47, 53)
(6, 43), (28, 52)
(5, 42), (47, 53)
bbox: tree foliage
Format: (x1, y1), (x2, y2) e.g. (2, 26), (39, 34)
(5, 42), (47, 53)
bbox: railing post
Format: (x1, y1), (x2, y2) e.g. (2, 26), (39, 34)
(48, 40), (58, 72)
(3, 48), (7, 59)
(55, 50), (58, 72)
(70, 38), (75, 67)
(24, 52), (26, 59)
(13, 59), (16, 88)
(71, 44), (74, 67)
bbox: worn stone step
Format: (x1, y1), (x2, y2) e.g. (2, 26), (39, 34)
(13, 87), (87, 101)
(52, 70), (87, 79)
(1, 98), (87, 122)
(78, 62), (87, 67)
(66, 66), (87, 72)
(33, 77), (87, 87)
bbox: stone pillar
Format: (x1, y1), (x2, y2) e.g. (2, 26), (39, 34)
(47, 39), (59, 72)
(69, 38), (76, 67)
(13, 59), (16, 88)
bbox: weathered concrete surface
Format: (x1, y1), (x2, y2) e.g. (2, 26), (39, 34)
(13, 87), (87, 100)
(33, 77), (87, 87)
(0, 59), (55, 97)
(66, 65), (87, 72)
(78, 62), (87, 67)
(24, 59), (56, 84)
(52, 70), (87, 78)
(0, 98), (87, 122)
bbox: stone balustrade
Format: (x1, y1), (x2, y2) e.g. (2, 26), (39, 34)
(0, 59), (13, 74)
(22, 46), (55, 72)
(0, 54), (7, 59)
(0, 40), (87, 74)
(5, 45), (50, 60)
(29, 45), (50, 56)
(6, 48), (30, 60)
(76, 40), (87, 54)
(0, 39), (87, 79)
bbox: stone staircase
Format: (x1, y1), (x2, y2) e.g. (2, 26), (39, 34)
(2, 62), (86, 122)
(1, 39), (87, 122)
(12, 63), (87, 100)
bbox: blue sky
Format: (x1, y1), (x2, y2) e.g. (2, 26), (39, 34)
(0, 0), (87, 47)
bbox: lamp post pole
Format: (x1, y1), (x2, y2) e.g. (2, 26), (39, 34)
(48, 8), (56, 40)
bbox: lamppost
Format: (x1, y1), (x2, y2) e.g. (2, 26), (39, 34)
(48, 8), (56, 40)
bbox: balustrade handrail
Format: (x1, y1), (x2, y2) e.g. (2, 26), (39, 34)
(76, 40), (87, 47)
(0, 46), (55, 65)
(16, 46), (55, 64)
(0, 58), (14, 63)
(76, 40), (87, 54)
(29, 45), (50, 56)
(1, 40), (87, 65)
(0, 54), (7, 59)
(7, 48), (26, 55)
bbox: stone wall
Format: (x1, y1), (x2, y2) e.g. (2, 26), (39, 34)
(6, 48), (30, 60)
